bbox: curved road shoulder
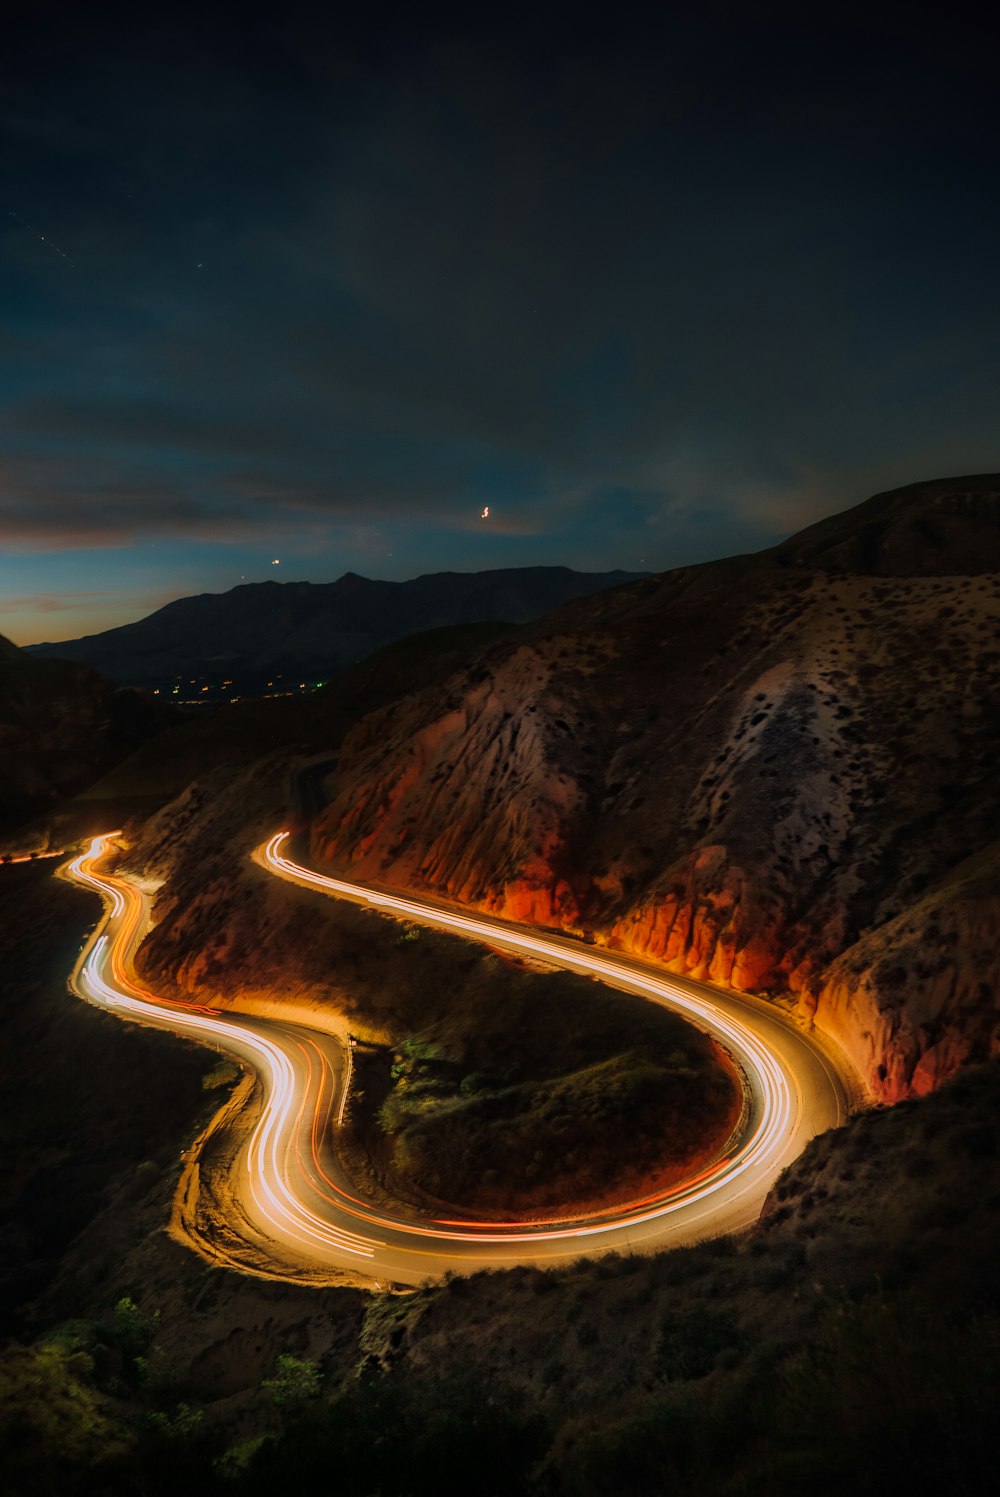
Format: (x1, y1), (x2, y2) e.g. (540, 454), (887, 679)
(57, 831), (862, 1288)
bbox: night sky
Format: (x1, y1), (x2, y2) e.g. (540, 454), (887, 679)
(2, 2), (998, 644)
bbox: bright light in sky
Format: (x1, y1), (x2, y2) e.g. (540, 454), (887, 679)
(2, 7), (998, 647)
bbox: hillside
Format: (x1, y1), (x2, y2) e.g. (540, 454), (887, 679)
(304, 476), (1000, 1102)
(25, 623), (519, 855)
(0, 634), (173, 839)
(2, 475), (999, 1494)
(771, 471), (1000, 575)
(3, 848), (995, 1497)
(4, 929), (997, 1497)
(111, 754), (740, 1225)
(24, 567), (644, 694)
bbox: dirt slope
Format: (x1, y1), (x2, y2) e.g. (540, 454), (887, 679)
(309, 477), (1000, 1099)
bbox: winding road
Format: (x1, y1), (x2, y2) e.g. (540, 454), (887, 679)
(64, 831), (853, 1286)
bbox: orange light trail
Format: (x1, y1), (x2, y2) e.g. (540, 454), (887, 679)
(61, 831), (849, 1283)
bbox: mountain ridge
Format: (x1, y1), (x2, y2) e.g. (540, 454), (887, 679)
(771, 472), (1000, 575)
(24, 565), (647, 692)
(295, 475), (1000, 1103)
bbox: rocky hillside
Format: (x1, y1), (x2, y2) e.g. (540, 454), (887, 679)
(25, 566), (644, 693)
(0, 635), (173, 839)
(309, 476), (1000, 1100)
(769, 471), (1000, 574)
(6, 1034), (998, 1495)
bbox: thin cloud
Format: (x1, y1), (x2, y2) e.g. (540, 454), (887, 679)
(0, 589), (120, 611)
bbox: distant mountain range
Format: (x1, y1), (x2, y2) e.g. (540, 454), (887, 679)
(25, 567), (646, 694)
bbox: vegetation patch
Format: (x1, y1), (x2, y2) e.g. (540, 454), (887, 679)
(368, 980), (741, 1216)
(130, 809), (743, 1220)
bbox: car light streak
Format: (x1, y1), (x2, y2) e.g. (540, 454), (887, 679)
(261, 832), (796, 1241)
(70, 836), (377, 1261)
(62, 831), (848, 1283)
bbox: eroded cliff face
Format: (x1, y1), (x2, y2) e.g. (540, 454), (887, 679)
(312, 643), (589, 924)
(309, 492), (1000, 1102)
(806, 846), (1000, 1100)
(113, 481), (1000, 1105)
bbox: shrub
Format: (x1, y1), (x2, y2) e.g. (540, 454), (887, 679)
(261, 1354), (322, 1407)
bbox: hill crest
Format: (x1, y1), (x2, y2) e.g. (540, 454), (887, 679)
(25, 565), (646, 692)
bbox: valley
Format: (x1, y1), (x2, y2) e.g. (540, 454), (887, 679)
(1, 475), (998, 1494)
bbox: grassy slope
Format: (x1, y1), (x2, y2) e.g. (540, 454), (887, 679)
(371, 970), (739, 1215)
(2, 1060), (996, 1497)
(130, 799), (740, 1215)
(368, 973), (739, 1214)
(1, 768), (996, 1496)
(246, 1061), (1000, 1497)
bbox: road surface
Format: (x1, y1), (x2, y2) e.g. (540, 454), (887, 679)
(64, 831), (854, 1286)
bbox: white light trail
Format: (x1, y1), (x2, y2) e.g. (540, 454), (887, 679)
(71, 838), (377, 1260)
(260, 833), (797, 1242)
(61, 830), (844, 1282)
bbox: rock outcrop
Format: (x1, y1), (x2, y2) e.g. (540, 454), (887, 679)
(310, 478), (1000, 1100)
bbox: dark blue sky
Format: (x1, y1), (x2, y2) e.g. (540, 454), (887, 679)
(2, 1), (998, 643)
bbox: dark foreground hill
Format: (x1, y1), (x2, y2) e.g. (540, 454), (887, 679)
(1, 846), (996, 1497)
(0, 634), (172, 838)
(2, 477), (1000, 1496)
(770, 471), (1000, 575)
(25, 566), (645, 693)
